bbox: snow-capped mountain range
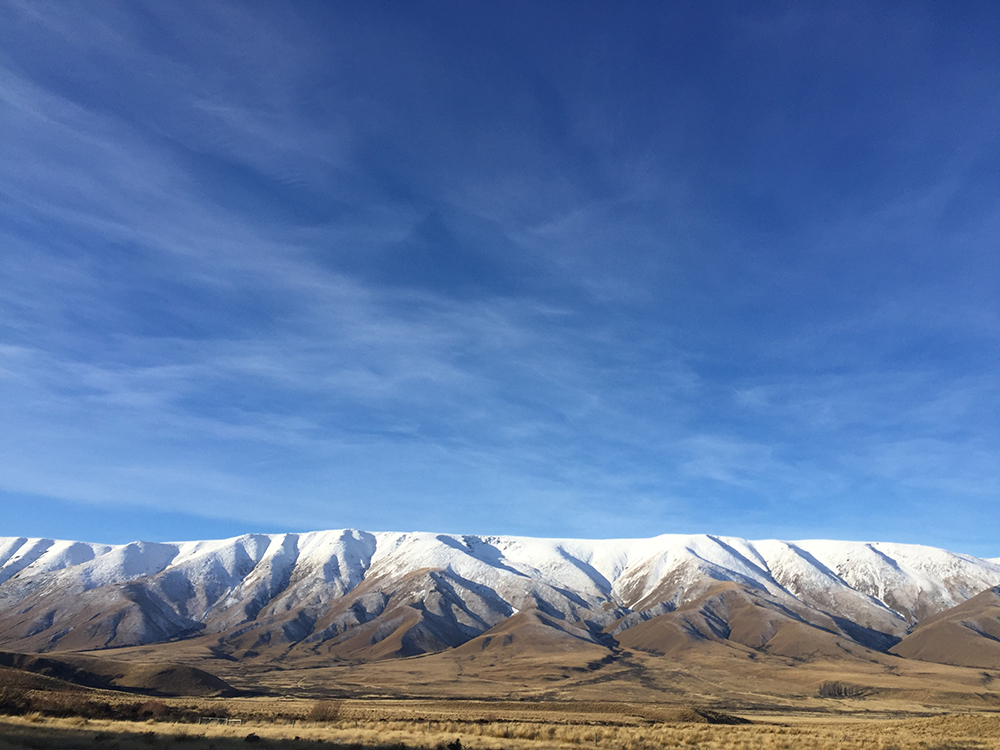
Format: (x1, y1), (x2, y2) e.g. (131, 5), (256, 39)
(1, 531), (999, 667)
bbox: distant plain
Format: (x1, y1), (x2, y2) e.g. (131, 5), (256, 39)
(4, 636), (1000, 749)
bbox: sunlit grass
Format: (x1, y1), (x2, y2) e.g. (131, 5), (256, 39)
(2, 711), (1000, 750)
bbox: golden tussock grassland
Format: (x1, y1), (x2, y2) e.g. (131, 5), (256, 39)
(3, 701), (1000, 750)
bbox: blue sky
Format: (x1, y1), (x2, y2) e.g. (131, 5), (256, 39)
(1, 2), (998, 556)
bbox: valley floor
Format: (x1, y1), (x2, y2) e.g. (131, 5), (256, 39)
(104, 636), (1000, 716)
(5, 637), (1000, 749)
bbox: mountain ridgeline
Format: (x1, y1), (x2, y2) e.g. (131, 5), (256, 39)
(1, 532), (999, 670)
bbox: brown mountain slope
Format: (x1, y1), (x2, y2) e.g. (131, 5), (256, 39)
(206, 566), (515, 663)
(0, 583), (203, 653)
(452, 609), (605, 657)
(0, 651), (236, 697)
(614, 582), (878, 661)
(0, 664), (88, 694)
(203, 579), (898, 667)
(890, 586), (1000, 669)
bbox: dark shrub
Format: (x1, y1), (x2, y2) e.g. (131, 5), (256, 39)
(307, 700), (342, 722)
(138, 701), (172, 720)
(0, 686), (29, 715)
(818, 681), (873, 699)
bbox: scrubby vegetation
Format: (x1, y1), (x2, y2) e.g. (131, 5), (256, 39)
(308, 699), (343, 722)
(2, 668), (1000, 750)
(2, 711), (1000, 750)
(0, 683), (221, 723)
(817, 681), (875, 699)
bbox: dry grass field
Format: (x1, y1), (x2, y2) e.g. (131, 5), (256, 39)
(4, 641), (1000, 749)
(98, 634), (1000, 714)
(3, 707), (1000, 750)
(201, 645), (1000, 720)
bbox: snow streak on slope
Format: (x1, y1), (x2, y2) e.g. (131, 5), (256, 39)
(0, 531), (998, 659)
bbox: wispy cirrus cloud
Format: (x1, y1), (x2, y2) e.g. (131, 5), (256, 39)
(1, 2), (999, 555)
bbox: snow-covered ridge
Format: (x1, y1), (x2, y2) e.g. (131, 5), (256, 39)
(1, 530), (998, 656)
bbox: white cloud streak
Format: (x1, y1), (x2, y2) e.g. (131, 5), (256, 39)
(1, 2), (998, 553)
